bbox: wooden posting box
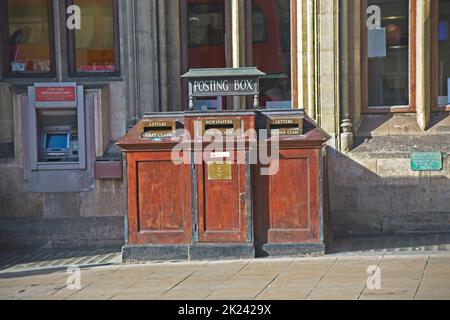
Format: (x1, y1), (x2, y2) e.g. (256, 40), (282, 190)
(185, 111), (257, 247)
(117, 114), (192, 247)
(255, 110), (331, 256)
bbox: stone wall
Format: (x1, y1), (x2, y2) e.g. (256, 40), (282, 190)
(0, 165), (126, 250)
(328, 117), (450, 236)
(0, 85), (127, 251)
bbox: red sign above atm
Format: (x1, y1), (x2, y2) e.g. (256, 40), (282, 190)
(35, 86), (77, 103)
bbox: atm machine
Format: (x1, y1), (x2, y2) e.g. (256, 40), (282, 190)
(23, 83), (94, 193)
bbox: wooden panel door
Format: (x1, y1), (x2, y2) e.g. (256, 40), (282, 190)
(267, 149), (320, 243)
(196, 153), (249, 243)
(127, 152), (191, 245)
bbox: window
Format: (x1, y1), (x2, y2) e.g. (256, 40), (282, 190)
(181, 0), (293, 110)
(364, 0), (414, 112)
(1, 0), (54, 76)
(67, 0), (119, 76)
(185, 0), (227, 69)
(252, 0), (291, 109)
(437, 0), (450, 108)
(181, 0), (230, 110)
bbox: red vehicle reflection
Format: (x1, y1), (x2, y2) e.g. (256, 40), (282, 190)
(186, 0), (291, 108)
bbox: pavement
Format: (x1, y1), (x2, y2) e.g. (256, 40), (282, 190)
(0, 249), (122, 274)
(0, 234), (449, 300)
(0, 252), (449, 300)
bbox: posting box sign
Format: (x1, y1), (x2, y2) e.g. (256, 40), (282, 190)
(34, 83), (78, 108)
(191, 78), (259, 97)
(182, 67), (266, 109)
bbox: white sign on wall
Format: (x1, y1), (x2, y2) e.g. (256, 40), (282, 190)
(448, 78), (450, 105)
(368, 28), (387, 58)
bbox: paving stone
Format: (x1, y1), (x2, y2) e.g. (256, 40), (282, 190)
(417, 281), (450, 291)
(110, 289), (166, 300)
(306, 288), (361, 300)
(222, 274), (277, 286)
(159, 289), (213, 300)
(415, 287), (450, 300)
(256, 288), (310, 300)
(200, 261), (249, 274)
(270, 276), (320, 288)
(67, 290), (118, 300)
(360, 288), (416, 300)
(207, 287), (263, 300)
(237, 260), (292, 276)
(378, 278), (420, 289)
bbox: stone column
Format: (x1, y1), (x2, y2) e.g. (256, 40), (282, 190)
(292, 0), (340, 147)
(231, 0), (246, 110)
(294, 0), (308, 110)
(306, 0), (316, 119)
(317, 0), (340, 148)
(339, 0), (362, 152)
(120, 0), (139, 126)
(416, 0), (432, 130)
(135, 0), (160, 114)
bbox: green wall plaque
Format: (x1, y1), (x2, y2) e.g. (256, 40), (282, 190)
(411, 152), (443, 171)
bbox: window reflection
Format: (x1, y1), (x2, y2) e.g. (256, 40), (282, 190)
(252, 0), (291, 109)
(187, 0), (226, 68)
(438, 0), (450, 105)
(6, 0), (52, 74)
(367, 0), (409, 107)
(73, 0), (116, 73)
(187, 0), (226, 110)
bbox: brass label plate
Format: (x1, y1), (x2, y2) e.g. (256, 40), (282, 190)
(141, 120), (177, 139)
(201, 119), (242, 137)
(269, 118), (303, 136)
(207, 161), (232, 181)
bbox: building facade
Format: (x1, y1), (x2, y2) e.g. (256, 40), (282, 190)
(0, 0), (449, 250)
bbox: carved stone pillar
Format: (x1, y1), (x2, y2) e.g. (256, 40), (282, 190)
(416, 0), (432, 130)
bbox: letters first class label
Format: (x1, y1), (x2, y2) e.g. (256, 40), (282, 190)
(36, 86), (77, 103)
(141, 120), (177, 140)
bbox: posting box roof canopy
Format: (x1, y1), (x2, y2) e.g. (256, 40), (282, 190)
(181, 67), (266, 79)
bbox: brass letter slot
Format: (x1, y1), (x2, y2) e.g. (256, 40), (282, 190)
(269, 118), (303, 136)
(201, 119), (241, 137)
(141, 120), (177, 139)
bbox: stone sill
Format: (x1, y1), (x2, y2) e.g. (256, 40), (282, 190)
(349, 135), (450, 159)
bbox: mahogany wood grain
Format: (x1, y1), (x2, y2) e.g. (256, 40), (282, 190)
(267, 149), (320, 243)
(127, 152), (191, 245)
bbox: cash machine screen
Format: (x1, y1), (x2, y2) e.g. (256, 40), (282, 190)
(40, 126), (79, 162)
(46, 134), (69, 149)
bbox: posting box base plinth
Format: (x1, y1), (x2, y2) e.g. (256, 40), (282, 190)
(122, 245), (190, 263)
(189, 244), (255, 261)
(257, 242), (326, 258)
(122, 244), (255, 262)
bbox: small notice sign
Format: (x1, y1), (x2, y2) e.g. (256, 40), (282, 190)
(411, 152), (443, 171)
(34, 83), (78, 108)
(448, 78), (450, 105)
(36, 86), (76, 103)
